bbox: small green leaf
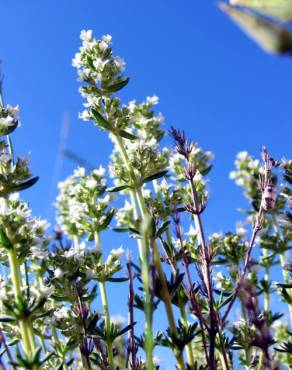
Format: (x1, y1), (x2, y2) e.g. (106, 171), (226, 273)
(118, 129), (137, 140)
(103, 77), (129, 93)
(108, 276), (129, 283)
(0, 122), (18, 137)
(91, 109), (112, 131)
(99, 209), (115, 230)
(9, 176), (39, 193)
(0, 228), (13, 249)
(112, 227), (130, 233)
(142, 170), (168, 184)
(107, 185), (131, 192)
(0, 315), (16, 323)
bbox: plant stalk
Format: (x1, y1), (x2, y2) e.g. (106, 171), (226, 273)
(93, 232), (114, 370)
(7, 249), (36, 356)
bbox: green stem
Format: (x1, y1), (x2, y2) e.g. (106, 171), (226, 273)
(218, 352), (228, 370)
(239, 299), (252, 366)
(165, 228), (195, 367)
(114, 134), (186, 369)
(279, 253), (292, 324)
(271, 216), (292, 324)
(152, 241), (186, 370)
(24, 261), (30, 300)
(114, 135), (154, 370)
(93, 232), (114, 370)
(8, 250), (35, 355)
(180, 305), (195, 367)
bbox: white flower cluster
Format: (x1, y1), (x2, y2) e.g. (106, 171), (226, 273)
(169, 146), (213, 183)
(213, 271), (233, 291)
(115, 200), (134, 227)
(73, 31), (123, 82)
(0, 194), (48, 260)
(110, 136), (169, 187)
(72, 30), (126, 122)
(56, 166), (112, 238)
(0, 104), (20, 136)
(229, 151), (262, 187)
(104, 246), (124, 275)
(125, 96), (164, 141)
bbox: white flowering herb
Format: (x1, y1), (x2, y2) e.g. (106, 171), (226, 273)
(0, 29), (291, 370)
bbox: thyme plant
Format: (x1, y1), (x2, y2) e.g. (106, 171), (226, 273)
(0, 30), (290, 370)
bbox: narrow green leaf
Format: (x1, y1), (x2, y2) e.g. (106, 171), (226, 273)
(103, 77), (129, 93)
(108, 276), (129, 282)
(99, 209), (115, 230)
(9, 176), (39, 193)
(107, 185), (131, 192)
(0, 228), (12, 249)
(230, 0), (292, 22)
(0, 315), (16, 323)
(220, 3), (292, 54)
(112, 227), (130, 233)
(91, 109), (112, 131)
(142, 170), (168, 184)
(118, 129), (137, 140)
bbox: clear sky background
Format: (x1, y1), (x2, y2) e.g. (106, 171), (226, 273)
(0, 1), (291, 368)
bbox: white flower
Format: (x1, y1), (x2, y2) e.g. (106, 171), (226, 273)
(93, 57), (104, 70)
(123, 200), (132, 212)
(0, 116), (14, 126)
(248, 159), (260, 169)
(237, 151), (248, 160)
(94, 165), (106, 177)
(54, 268), (64, 279)
(114, 56), (125, 71)
(0, 199), (9, 216)
(99, 41), (108, 51)
(146, 95), (159, 105)
(100, 194), (110, 205)
(185, 225), (197, 238)
(79, 109), (91, 121)
(72, 52), (82, 68)
(80, 29), (92, 42)
(54, 306), (70, 320)
(214, 271), (224, 281)
(235, 178), (244, 187)
(110, 246), (124, 259)
(209, 232), (223, 241)
(86, 177), (98, 190)
(101, 34), (112, 43)
(142, 188), (151, 198)
(6, 104), (19, 116)
(73, 167), (86, 177)
(236, 223), (247, 238)
(128, 100), (136, 113)
(111, 314), (126, 325)
(159, 178), (170, 191)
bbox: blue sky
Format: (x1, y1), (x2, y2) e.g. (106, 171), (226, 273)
(0, 1), (291, 368)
